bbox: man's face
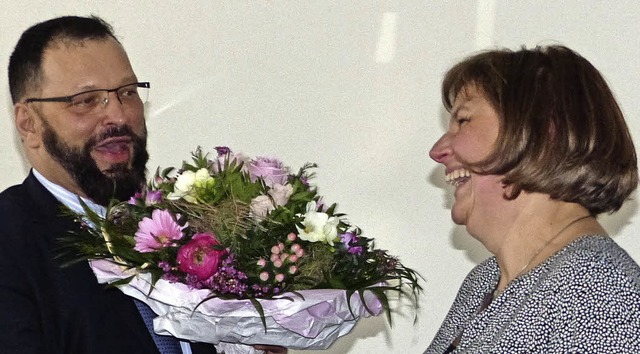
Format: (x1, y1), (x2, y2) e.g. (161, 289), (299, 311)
(27, 37), (149, 204)
(41, 117), (148, 205)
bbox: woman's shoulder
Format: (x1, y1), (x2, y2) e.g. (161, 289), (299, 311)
(455, 257), (500, 298)
(554, 235), (640, 275)
(544, 234), (640, 298)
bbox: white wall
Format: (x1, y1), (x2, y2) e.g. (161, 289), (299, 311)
(1, 1), (638, 353)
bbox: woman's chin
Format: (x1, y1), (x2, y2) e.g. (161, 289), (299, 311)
(450, 208), (468, 225)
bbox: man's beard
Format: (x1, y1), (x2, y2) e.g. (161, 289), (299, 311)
(41, 121), (149, 206)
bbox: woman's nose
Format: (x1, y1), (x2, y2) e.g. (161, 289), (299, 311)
(429, 133), (451, 163)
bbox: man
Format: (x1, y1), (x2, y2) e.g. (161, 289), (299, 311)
(1, 16), (284, 354)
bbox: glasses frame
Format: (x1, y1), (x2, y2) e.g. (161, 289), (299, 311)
(23, 82), (150, 105)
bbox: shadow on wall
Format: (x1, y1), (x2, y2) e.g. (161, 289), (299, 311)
(426, 163), (492, 265)
(600, 195), (639, 237)
(298, 315), (387, 354)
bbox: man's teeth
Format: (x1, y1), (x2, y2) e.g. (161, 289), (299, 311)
(445, 169), (471, 186)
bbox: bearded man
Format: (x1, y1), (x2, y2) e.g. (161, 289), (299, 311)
(0, 15), (217, 354)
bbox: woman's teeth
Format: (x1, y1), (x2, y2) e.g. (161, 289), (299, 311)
(446, 169), (471, 187)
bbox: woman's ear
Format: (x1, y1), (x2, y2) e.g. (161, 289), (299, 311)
(15, 103), (41, 148)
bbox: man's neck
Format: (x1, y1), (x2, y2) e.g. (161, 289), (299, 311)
(32, 168), (106, 217)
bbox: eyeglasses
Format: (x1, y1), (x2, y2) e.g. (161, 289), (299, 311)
(24, 82), (150, 115)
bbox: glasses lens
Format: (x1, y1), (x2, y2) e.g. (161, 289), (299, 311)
(117, 83), (149, 104)
(70, 91), (103, 113)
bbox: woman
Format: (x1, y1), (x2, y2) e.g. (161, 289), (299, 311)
(425, 45), (640, 353)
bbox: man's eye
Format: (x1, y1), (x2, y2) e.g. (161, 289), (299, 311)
(119, 87), (139, 98)
(71, 93), (100, 107)
(457, 117), (470, 125)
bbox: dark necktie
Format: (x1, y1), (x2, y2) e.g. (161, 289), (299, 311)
(134, 299), (183, 354)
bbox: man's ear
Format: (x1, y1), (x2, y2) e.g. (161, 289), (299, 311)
(15, 103), (41, 148)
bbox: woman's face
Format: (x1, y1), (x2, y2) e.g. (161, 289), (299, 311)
(429, 85), (504, 229)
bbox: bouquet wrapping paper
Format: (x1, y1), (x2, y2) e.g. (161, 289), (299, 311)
(91, 259), (382, 353)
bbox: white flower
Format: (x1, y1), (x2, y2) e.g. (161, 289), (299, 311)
(167, 168), (212, 203)
(250, 195), (275, 218)
(167, 170), (196, 202)
(194, 168), (214, 187)
(268, 183), (294, 207)
(296, 201), (339, 245)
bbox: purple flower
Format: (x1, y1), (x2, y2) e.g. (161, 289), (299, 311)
(340, 232), (363, 256)
(340, 232), (358, 245)
(247, 157), (289, 187)
(145, 190), (163, 205)
(162, 273), (181, 283)
(176, 233), (226, 281)
(134, 209), (186, 252)
(158, 261), (172, 272)
(211, 148), (250, 174)
(128, 190), (162, 206)
(128, 192), (144, 205)
(215, 146), (230, 156)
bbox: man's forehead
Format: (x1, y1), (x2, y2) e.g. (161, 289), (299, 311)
(39, 37), (132, 90)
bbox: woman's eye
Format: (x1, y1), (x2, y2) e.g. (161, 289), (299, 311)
(457, 117), (470, 125)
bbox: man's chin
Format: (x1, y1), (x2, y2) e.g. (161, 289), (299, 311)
(98, 159), (134, 174)
(93, 151), (133, 168)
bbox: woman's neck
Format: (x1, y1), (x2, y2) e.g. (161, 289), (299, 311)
(473, 195), (605, 293)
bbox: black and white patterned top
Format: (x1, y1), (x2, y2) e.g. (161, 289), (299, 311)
(424, 235), (640, 354)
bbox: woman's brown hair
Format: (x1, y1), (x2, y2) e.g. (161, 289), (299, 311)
(442, 45), (638, 215)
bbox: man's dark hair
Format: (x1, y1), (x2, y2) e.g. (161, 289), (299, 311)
(8, 15), (117, 103)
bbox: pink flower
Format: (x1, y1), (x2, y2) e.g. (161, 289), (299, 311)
(176, 233), (226, 281)
(250, 195), (275, 218)
(268, 183), (294, 206)
(134, 209), (185, 252)
(247, 157), (289, 187)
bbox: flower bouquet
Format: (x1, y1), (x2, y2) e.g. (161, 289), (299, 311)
(61, 146), (422, 353)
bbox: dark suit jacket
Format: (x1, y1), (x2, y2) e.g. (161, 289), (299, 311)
(0, 172), (216, 354)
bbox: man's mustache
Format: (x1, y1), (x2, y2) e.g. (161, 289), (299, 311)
(86, 125), (144, 150)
